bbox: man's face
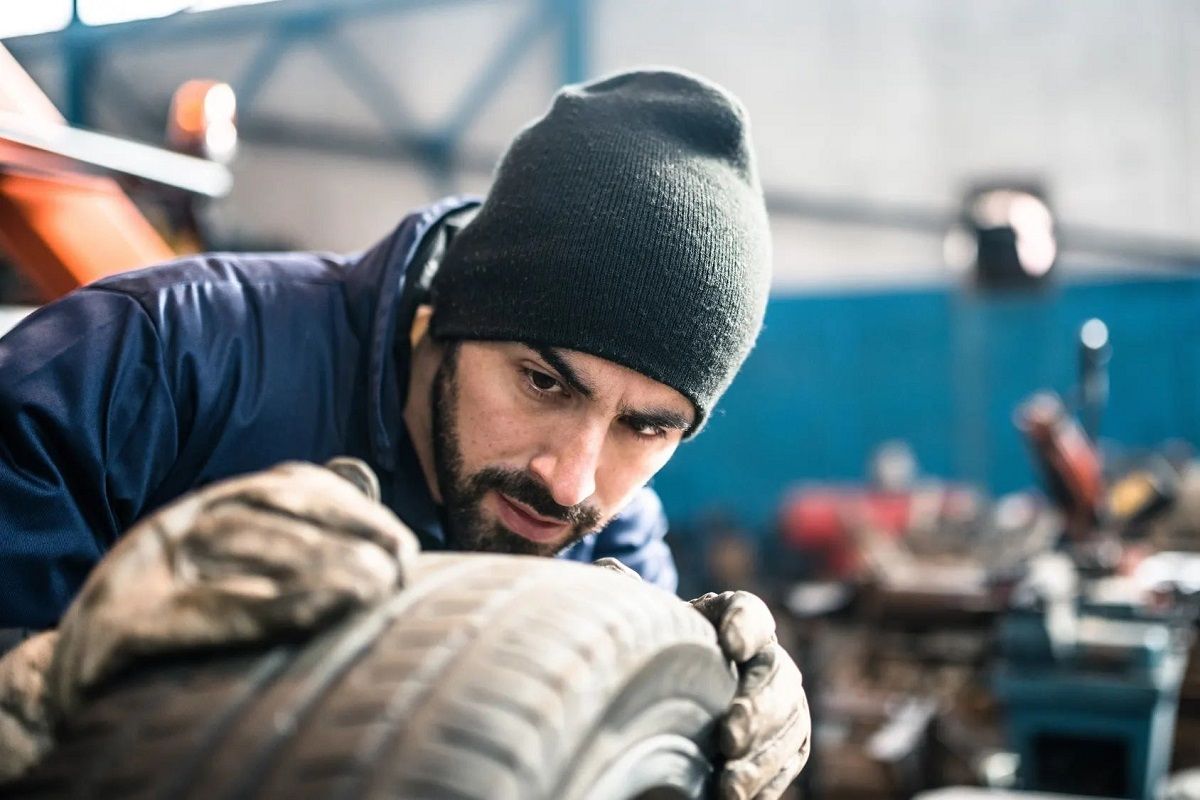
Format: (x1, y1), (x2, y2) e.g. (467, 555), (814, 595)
(431, 341), (694, 556)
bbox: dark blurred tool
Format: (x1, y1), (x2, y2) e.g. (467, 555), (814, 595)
(1018, 393), (1104, 545)
(1078, 318), (1112, 441)
(1018, 387), (1180, 550)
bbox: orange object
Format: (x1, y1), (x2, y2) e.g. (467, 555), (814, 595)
(0, 44), (173, 300)
(0, 169), (174, 299)
(1019, 392), (1104, 541)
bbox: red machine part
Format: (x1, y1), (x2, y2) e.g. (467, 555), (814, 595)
(780, 485), (980, 579)
(779, 490), (912, 578)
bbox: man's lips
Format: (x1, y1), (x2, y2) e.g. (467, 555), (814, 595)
(491, 491), (568, 543)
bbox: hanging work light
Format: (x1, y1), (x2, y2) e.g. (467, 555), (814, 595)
(167, 79), (238, 165)
(945, 183), (1057, 290)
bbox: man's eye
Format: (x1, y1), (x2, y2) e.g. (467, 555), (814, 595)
(630, 422), (667, 440)
(524, 368), (564, 396)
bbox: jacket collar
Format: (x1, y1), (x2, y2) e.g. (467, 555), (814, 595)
(343, 196), (481, 471)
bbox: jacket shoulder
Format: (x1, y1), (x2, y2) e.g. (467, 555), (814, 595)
(89, 251), (351, 306)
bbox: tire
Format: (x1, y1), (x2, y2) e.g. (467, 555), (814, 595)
(7, 553), (736, 800)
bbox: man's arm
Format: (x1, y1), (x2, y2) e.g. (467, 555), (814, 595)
(0, 289), (177, 628)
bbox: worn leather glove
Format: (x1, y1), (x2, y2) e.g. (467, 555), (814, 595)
(0, 458), (416, 783)
(2, 460), (412, 777)
(690, 591), (811, 800)
(50, 459), (418, 714)
(0, 460), (412, 786)
(592, 556), (643, 580)
(0, 631), (58, 782)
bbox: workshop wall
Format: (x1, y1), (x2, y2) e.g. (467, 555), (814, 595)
(221, 0), (1200, 287)
(655, 274), (1200, 531)
(11, 0), (1200, 287)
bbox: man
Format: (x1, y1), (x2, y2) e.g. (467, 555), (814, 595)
(0, 68), (808, 798)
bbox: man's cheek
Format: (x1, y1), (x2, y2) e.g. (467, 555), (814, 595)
(454, 403), (513, 467)
(465, 415), (549, 478)
(597, 450), (672, 517)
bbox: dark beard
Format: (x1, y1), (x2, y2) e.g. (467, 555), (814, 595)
(431, 344), (603, 556)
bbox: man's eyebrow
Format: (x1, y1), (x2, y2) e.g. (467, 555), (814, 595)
(620, 407), (693, 433)
(532, 346), (595, 398)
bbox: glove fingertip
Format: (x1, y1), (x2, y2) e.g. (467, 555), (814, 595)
(687, 592), (722, 616)
(719, 759), (755, 800)
(751, 751), (808, 800)
(721, 698), (753, 756)
(720, 624), (749, 662)
(593, 557), (642, 581)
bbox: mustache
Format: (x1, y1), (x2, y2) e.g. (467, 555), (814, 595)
(468, 467), (601, 529)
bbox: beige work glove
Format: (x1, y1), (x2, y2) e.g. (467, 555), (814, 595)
(689, 591), (810, 800)
(0, 631), (58, 782)
(592, 560), (811, 800)
(0, 458), (416, 783)
(51, 459), (417, 713)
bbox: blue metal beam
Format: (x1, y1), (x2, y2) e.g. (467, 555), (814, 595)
(433, 0), (554, 143)
(316, 32), (413, 136)
(233, 31), (298, 112)
(61, 3), (95, 126)
(10, 0), (577, 181)
(557, 0), (587, 84)
(233, 113), (497, 173)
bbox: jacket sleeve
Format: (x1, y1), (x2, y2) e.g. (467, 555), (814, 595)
(0, 289), (177, 629)
(589, 487), (679, 594)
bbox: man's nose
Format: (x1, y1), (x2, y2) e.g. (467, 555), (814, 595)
(528, 423), (605, 509)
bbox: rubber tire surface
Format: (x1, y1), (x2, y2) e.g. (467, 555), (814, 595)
(6, 553), (736, 800)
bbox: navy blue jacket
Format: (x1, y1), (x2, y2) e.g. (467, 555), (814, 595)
(0, 197), (677, 629)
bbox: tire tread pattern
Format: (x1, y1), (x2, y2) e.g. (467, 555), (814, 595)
(5, 554), (732, 800)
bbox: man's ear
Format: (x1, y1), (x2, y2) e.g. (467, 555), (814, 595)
(410, 304), (435, 349)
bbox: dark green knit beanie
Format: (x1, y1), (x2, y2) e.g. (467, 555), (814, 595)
(431, 67), (771, 435)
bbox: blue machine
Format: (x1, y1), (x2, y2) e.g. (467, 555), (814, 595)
(995, 598), (1190, 799)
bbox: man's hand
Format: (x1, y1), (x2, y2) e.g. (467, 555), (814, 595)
(690, 591), (810, 800)
(49, 459), (418, 716)
(0, 632), (58, 782)
(0, 459), (415, 782)
(590, 558), (810, 800)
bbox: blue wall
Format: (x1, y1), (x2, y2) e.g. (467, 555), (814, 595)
(654, 276), (1200, 531)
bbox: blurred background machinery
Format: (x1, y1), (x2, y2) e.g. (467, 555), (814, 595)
(3, 2), (1200, 798)
(771, 326), (1200, 799)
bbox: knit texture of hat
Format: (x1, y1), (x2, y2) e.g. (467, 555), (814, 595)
(431, 67), (771, 435)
